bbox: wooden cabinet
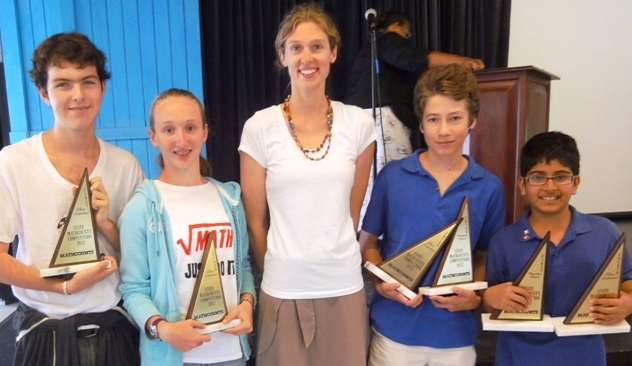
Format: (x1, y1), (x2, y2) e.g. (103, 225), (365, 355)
(470, 66), (559, 224)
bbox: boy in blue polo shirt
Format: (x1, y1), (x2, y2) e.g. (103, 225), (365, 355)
(360, 64), (505, 365)
(483, 131), (632, 366)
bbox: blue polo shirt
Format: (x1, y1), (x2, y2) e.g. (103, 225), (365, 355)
(486, 207), (632, 366)
(362, 149), (505, 348)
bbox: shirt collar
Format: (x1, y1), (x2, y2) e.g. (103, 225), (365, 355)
(517, 205), (590, 243)
(402, 149), (486, 181)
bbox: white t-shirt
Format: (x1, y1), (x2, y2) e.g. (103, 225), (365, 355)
(155, 181), (241, 363)
(0, 133), (143, 318)
(239, 101), (377, 299)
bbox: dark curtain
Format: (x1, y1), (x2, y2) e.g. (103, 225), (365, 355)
(199, 0), (511, 183)
(0, 62), (10, 149)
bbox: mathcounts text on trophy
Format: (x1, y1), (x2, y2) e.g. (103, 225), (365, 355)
(186, 236), (240, 333)
(40, 168), (102, 277)
(419, 197), (488, 296)
(364, 218), (461, 300)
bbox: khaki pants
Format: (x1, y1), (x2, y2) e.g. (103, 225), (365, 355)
(369, 328), (476, 366)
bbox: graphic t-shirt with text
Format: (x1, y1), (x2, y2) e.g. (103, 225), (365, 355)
(155, 180), (241, 363)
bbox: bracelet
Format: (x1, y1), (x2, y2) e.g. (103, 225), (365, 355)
(62, 281), (69, 296)
(149, 317), (166, 341)
(240, 298), (253, 306)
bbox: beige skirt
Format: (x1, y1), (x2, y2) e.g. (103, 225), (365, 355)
(256, 288), (370, 366)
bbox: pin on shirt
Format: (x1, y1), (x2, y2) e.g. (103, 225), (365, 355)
(522, 229), (530, 241)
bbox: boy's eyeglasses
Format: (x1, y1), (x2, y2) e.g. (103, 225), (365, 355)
(524, 174), (576, 186)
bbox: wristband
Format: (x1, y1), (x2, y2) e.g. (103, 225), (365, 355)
(148, 317), (166, 340)
(240, 298), (253, 306)
(62, 281), (69, 295)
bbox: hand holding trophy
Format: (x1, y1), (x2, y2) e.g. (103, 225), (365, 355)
(482, 232), (554, 332)
(40, 168), (102, 277)
(553, 233), (630, 336)
(186, 236), (241, 334)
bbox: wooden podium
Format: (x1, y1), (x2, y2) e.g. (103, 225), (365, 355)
(470, 66), (559, 224)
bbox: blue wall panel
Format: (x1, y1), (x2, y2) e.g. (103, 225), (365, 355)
(153, 1), (174, 93)
(0, 0), (203, 179)
(90, 0), (115, 130)
(122, 2), (145, 127)
(0, 0), (29, 142)
(105, 1), (129, 129)
(168, 1), (187, 90)
(138, 0), (158, 118)
(184, 0), (203, 102)
(25, 0), (50, 133)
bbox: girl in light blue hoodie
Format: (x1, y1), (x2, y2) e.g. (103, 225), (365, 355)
(119, 89), (255, 366)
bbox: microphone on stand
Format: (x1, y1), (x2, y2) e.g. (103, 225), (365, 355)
(364, 8), (384, 170)
(365, 8), (377, 29)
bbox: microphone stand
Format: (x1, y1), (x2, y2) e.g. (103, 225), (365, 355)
(369, 24), (385, 180)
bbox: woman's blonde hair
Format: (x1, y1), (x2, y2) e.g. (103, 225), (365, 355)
(274, 3), (340, 69)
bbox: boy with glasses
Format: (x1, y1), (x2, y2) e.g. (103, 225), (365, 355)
(483, 131), (632, 366)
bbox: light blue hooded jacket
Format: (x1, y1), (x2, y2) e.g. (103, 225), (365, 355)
(118, 178), (254, 365)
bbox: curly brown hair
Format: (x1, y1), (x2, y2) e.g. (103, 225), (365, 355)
(29, 32), (111, 89)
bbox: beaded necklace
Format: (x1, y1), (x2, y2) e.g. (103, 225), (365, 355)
(283, 94), (333, 161)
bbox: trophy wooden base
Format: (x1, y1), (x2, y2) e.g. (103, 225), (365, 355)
(40, 261), (101, 277)
(481, 313), (554, 332)
(363, 262), (417, 300)
(419, 281), (488, 296)
(551, 317), (631, 337)
(196, 319), (241, 334)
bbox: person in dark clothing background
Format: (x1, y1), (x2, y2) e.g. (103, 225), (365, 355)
(347, 10), (484, 223)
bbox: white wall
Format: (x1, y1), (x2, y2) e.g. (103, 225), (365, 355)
(508, 0), (632, 214)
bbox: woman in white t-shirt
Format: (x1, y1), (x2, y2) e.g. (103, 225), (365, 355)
(239, 4), (376, 365)
(119, 89), (255, 366)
